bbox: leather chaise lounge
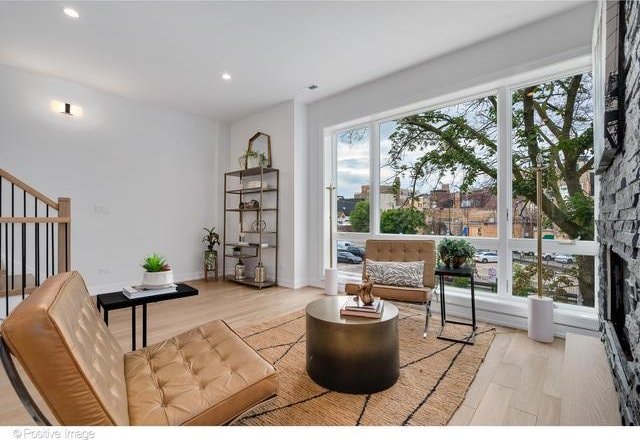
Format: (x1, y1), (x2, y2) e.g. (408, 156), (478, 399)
(0, 271), (277, 425)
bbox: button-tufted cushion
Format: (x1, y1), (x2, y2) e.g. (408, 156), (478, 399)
(344, 240), (435, 304)
(1, 271), (129, 425)
(125, 320), (277, 425)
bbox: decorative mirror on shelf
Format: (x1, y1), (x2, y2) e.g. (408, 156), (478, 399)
(246, 131), (272, 169)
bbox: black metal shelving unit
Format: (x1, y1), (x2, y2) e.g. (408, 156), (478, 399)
(223, 167), (279, 289)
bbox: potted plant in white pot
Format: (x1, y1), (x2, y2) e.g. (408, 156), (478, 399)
(141, 253), (174, 288)
(202, 226), (220, 273)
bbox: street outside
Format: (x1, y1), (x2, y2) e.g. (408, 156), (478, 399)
(337, 250), (583, 303)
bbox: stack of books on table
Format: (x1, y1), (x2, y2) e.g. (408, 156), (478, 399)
(340, 295), (384, 319)
(122, 284), (178, 299)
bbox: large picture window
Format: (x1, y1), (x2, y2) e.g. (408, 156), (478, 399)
(329, 62), (597, 309)
(336, 127), (369, 275)
(379, 95), (498, 237)
(510, 72), (595, 307)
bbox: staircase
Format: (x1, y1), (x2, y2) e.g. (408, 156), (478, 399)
(0, 169), (70, 318)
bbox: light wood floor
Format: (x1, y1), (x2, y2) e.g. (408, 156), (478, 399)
(0, 279), (620, 426)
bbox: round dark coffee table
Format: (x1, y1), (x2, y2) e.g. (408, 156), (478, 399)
(305, 296), (399, 394)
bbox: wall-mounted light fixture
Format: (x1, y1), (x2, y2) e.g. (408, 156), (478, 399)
(51, 100), (83, 117)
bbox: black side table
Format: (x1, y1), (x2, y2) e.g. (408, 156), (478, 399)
(96, 283), (198, 351)
(435, 266), (476, 345)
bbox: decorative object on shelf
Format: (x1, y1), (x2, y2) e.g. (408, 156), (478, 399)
(528, 153), (554, 343)
(239, 199), (260, 210)
(325, 181), (338, 296)
(238, 150), (269, 170)
(244, 180), (268, 190)
(251, 218), (267, 232)
(246, 132), (272, 168)
(356, 274), (374, 306)
(254, 262), (266, 283)
(232, 246), (242, 256)
(141, 253), (174, 288)
(235, 259), (246, 280)
(437, 238), (475, 269)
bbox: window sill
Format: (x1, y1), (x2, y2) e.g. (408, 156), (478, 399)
(336, 274), (598, 336)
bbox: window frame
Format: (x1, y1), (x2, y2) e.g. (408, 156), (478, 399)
(326, 56), (598, 314)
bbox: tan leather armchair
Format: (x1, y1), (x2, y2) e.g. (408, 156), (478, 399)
(345, 239), (436, 336)
(0, 271), (277, 426)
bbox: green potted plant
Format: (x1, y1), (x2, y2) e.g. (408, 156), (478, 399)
(202, 227), (220, 272)
(141, 253), (173, 287)
(438, 238), (476, 269)
(238, 150), (268, 169)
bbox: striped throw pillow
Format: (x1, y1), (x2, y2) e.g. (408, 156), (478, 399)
(366, 260), (424, 288)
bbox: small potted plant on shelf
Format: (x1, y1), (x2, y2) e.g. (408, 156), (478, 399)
(202, 227), (220, 272)
(238, 150), (269, 169)
(141, 253), (174, 287)
(438, 238), (476, 269)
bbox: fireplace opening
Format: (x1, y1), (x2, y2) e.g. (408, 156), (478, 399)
(608, 249), (633, 360)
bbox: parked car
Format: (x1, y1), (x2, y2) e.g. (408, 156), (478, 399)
(474, 251), (498, 263)
(554, 254), (574, 264)
(337, 240), (353, 248)
(345, 245), (365, 258)
(337, 251), (362, 264)
(512, 250), (534, 259)
(542, 252), (557, 261)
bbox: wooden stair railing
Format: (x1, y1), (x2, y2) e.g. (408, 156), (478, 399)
(0, 169), (70, 317)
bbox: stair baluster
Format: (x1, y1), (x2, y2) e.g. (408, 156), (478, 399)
(0, 169), (71, 317)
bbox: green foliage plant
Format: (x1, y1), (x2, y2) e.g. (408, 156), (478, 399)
(380, 207), (426, 234)
(452, 276), (469, 288)
(437, 238), (476, 267)
(349, 200), (370, 232)
(142, 253), (171, 272)
(202, 227), (220, 251)
(238, 150), (268, 169)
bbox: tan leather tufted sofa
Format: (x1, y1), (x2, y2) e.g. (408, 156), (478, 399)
(345, 239), (436, 336)
(0, 271), (277, 425)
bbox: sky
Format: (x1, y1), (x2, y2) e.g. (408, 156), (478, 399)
(336, 119), (494, 200)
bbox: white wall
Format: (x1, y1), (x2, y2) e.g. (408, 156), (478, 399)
(0, 63), (226, 293)
(228, 101), (295, 286)
(305, 3), (596, 286)
(293, 100), (309, 287)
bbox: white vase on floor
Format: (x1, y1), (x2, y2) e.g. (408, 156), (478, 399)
(528, 295), (554, 343)
(324, 268), (338, 296)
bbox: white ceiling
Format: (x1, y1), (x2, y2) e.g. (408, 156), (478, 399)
(0, 1), (592, 122)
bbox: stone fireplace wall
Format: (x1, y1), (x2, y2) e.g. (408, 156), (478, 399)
(598, 0), (640, 426)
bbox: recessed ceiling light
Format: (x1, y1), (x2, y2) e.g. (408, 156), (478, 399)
(63, 7), (79, 19)
(307, 84), (318, 90)
(221, 73), (232, 81)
